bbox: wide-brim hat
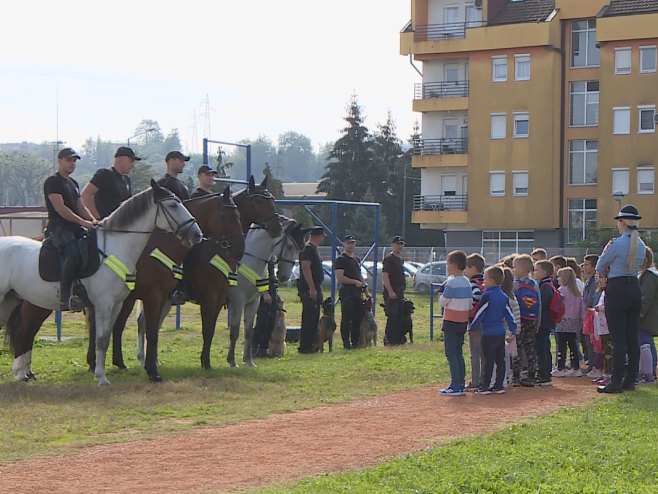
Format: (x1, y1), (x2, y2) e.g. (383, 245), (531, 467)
(615, 204), (642, 220)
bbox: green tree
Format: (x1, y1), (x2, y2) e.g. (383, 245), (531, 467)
(215, 147), (234, 179)
(276, 131), (317, 182)
(0, 152), (52, 206)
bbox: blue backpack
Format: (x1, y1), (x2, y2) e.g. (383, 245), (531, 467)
(515, 279), (540, 322)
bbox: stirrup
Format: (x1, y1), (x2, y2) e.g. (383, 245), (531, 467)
(170, 290), (186, 305)
(61, 295), (85, 312)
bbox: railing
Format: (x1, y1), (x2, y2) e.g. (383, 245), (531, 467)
(414, 21), (486, 41)
(413, 194), (468, 212)
(413, 138), (468, 155)
(414, 81), (469, 99)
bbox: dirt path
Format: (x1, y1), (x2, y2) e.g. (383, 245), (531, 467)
(0, 380), (597, 494)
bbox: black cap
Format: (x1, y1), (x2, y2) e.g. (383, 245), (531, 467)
(197, 165), (218, 175)
(57, 148), (81, 160)
(302, 226), (326, 236)
(391, 235), (405, 244)
(114, 146), (142, 161)
(165, 151), (190, 162)
(615, 204), (642, 220)
(343, 234), (356, 242)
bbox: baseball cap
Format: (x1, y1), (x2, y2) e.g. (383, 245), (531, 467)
(165, 151), (190, 162)
(197, 165), (218, 175)
(114, 146), (142, 161)
(391, 235), (405, 244)
(57, 148), (81, 160)
(302, 226), (326, 236)
(343, 234), (356, 242)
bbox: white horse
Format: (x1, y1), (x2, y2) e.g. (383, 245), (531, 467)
(227, 216), (304, 367)
(0, 180), (202, 384)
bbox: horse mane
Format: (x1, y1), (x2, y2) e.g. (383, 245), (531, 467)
(234, 184), (273, 201)
(101, 187), (155, 230)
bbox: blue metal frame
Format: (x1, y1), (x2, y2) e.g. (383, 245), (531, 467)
(203, 138), (252, 179)
(429, 282), (443, 341)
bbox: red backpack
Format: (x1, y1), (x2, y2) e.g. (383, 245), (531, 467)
(547, 284), (566, 325)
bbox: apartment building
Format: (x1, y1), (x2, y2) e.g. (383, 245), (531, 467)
(401, 0), (658, 258)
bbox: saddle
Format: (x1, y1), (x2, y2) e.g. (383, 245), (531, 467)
(39, 229), (102, 282)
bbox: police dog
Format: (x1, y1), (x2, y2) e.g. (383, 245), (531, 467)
(402, 298), (415, 344)
(317, 297), (337, 352)
(357, 295), (378, 347)
(267, 300), (287, 358)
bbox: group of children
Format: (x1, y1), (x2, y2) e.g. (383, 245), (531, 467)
(437, 248), (657, 396)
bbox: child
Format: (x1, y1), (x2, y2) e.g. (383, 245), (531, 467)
(465, 253), (486, 391)
(592, 273), (612, 385)
(552, 267), (586, 377)
(470, 266), (517, 394)
(438, 250), (472, 396)
(502, 266), (521, 387)
(512, 254), (540, 387)
(534, 260), (556, 386)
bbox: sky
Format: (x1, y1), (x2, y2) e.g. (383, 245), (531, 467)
(0, 1), (418, 155)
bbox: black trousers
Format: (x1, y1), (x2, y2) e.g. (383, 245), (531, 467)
(299, 287), (321, 353)
(605, 276), (642, 386)
(482, 334), (506, 389)
(557, 332), (579, 370)
(384, 297), (405, 345)
(340, 294), (363, 349)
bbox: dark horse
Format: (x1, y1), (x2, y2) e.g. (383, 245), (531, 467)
(89, 176), (281, 381)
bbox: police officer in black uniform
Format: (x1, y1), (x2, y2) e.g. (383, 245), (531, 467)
(44, 148), (98, 311)
(190, 165), (218, 199)
(298, 226), (325, 354)
(335, 234), (366, 349)
(157, 151), (190, 200)
(81, 146), (140, 219)
(383, 235), (407, 345)
(251, 258), (280, 357)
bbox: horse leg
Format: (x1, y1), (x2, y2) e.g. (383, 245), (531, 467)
(11, 302), (51, 381)
(94, 302), (122, 385)
(227, 303), (242, 368)
(143, 297), (170, 383)
(199, 295), (221, 371)
(112, 295), (136, 370)
(86, 307), (97, 372)
(242, 298), (260, 367)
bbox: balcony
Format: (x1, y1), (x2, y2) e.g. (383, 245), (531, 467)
(413, 81), (469, 112)
(414, 22), (486, 42)
(412, 138), (468, 168)
(412, 194), (468, 224)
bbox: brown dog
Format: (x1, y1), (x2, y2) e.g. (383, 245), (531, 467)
(316, 297), (337, 352)
(267, 301), (287, 358)
(357, 296), (377, 348)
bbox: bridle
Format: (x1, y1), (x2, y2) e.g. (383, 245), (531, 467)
(243, 223), (301, 267)
(207, 195), (243, 250)
(237, 188), (279, 233)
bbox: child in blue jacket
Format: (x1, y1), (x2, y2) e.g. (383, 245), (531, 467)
(470, 266), (517, 394)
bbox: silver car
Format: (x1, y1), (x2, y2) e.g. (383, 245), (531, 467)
(412, 261), (448, 294)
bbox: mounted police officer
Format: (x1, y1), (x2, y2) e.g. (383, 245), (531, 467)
(190, 165), (218, 199)
(157, 151), (190, 200)
(44, 148), (98, 311)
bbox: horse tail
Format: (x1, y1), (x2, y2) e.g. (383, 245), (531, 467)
(5, 303), (22, 351)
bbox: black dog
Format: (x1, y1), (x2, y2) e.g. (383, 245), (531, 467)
(402, 299), (415, 344)
(317, 297), (337, 352)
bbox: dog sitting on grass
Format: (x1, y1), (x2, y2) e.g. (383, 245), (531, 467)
(402, 298), (415, 344)
(267, 300), (287, 358)
(357, 295), (377, 348)
(316, 297), (337, 353)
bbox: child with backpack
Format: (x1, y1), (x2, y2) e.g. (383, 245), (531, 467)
(502, 266), (521, 387)
(512, 254), (540, 387)
(552, 267), (585, 377)
(534, 260), (561, 386)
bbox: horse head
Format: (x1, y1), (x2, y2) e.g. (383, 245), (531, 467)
(216, 186), (246, 262)
(151, 179), (202, 247)
(233, 175), (282, 238)
(273, 217), (303, 283)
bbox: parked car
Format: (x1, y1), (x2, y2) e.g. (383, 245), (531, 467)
(412, 261), (448, 294)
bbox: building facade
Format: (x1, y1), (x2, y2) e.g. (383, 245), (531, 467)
(401, 0), (658, 258)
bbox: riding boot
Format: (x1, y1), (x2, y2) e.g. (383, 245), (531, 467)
(60, 257), (85, 312)
(170, 278), (187, 305)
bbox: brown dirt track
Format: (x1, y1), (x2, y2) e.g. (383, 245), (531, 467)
(0, 380), (597, 494)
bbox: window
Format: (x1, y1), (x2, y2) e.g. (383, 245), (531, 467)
(515, 54), (531, 80)
(612, 168), (630, 195)
(569, 140), (598, 185)
(513, 112), (529, 138)
(570, 81), (599, 126)
(492, 56), (507, 82)
(571, 19), (599, 68)
(614, 48), (631, 74)
(482, 231), (534, 261)
(490, 113), (506, 139)
(637, 167), (655, 194)
(513, 171), (528, 196)
(568, 199), (597, 243)
(640, 46), (657, 73)
(613, 107), (631, 134)
(639, 105), (656, 133)
(490, 172), (505, 197)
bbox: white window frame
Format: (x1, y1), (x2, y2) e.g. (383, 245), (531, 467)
(571, 19), (599, 68)
(570, 81), (599, 127)
(513, 112), (529, 138)
(568, 140), (598, 185)
(490, 171), (506, 197)
(638, 105), (656, 133)
(492, 56), (507, 82)
(514, 54), (531, 81)
(482, 231), (534, 261)
(637, 166), (655, 195)
(568, 199), (597, 243)
(640, 45), (657, 73)
(612, 167), (630, 195)
(512, 171), (529, 196)
(613, 107), (631, 135)
(614, 47), (632, 74)
(490, 113), (506, 139)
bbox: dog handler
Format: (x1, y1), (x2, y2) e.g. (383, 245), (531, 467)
(596, 204), (646, 393)
(383, 235), (407, 345)
(335, 234), (366, 350)
(298, 226), (326, 354)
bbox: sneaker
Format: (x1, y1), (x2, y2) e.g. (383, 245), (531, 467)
(536, 378), (552, 387)
(587, 368), (604, 378)
(475, 387), (492, 395)
(464, 383), (479, 392)
(565, 369), (583, 377)
(438, 386), (465, 396)
(511, 379), (521, 387)
(594, 375), (611, 385)
(551, 369), (567, 378)
(636, 375), (656, 385)
(492, 386), (506, 394)
(519, 378), (536, 387)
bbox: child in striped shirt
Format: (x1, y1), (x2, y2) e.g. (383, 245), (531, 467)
(438, 250), (472, 396)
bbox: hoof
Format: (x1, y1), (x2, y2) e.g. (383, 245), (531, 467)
(95, 375), (111, 386)
(149, 374), (163, 383)
(113, 361), (128, 371)
(243, 360), (256, 368)
(87, 366), (95, 373)
(228, 360), (237, 368)
(26, 371), (37, 380)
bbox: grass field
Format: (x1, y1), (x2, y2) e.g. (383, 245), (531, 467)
(0, 288), (445, 463)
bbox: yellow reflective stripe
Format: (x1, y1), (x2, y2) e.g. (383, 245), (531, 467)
(238, 263), (269, 292)
(210, 255), (238, 286)
(103, 255), (136, 290)
(150, 248), (183, 280)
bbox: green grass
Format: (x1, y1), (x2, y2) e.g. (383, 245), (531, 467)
(0, 288), (445, 463)
(257, 385), (658, 494)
